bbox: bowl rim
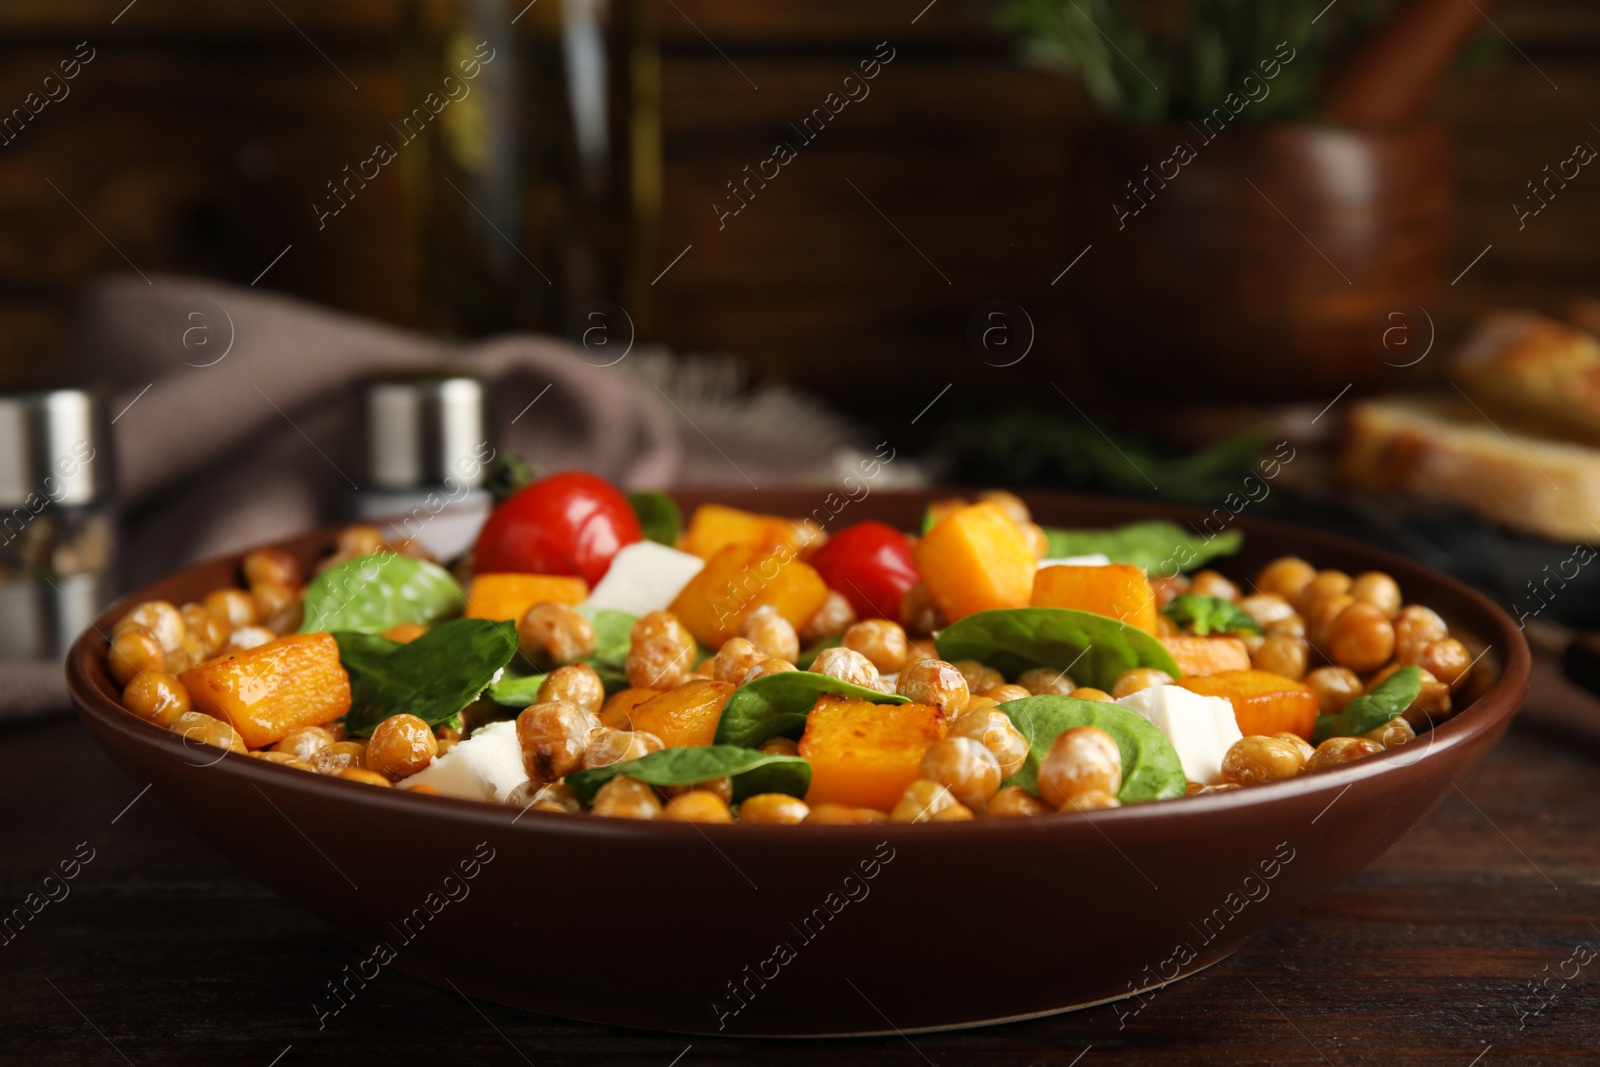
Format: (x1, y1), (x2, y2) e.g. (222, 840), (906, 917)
(67, 490), (1532, 842)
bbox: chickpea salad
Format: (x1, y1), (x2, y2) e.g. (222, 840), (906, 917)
(106, 472), (1481, 825)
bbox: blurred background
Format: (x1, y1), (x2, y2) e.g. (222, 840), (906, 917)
(4, 0), (1600, 685)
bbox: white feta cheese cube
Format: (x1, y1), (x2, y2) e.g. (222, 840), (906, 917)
(1038, 554), (1114, 568)
(1116, 683), (1241, 786)
(583, 540), (704, 616)
(398, 719), (527, 802)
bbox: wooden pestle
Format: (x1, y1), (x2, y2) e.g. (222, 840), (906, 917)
(1320, 0), (1496, 128)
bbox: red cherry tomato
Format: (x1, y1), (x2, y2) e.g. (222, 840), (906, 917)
(808, 521), (920, 621)
(474, 471), (641, 586)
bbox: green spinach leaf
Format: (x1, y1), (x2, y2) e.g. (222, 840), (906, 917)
(335, 619), (518, 736)
(1163, 594), (1261, 636)
(714, 671), (908, 748)
(795, 635), (843, 669)
(1000, 694), (1186, 802)
(1313, 666), (1423, 743)
(489, 670), (547, 707)
(300, 553), (466, 635)
(1042, 520), (1242, 575)
(565, 745), (811, 804)
(934, 607), (1180, 689)
(628, 491), (683, 547)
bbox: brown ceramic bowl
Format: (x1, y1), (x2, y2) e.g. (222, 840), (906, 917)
(68, 490), (1528, 1036)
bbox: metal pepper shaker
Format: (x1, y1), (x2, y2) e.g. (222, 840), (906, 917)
(352, 371), (496, 560)
(0, 389), (116, 660)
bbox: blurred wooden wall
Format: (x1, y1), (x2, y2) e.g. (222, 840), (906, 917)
(0, 0), (1596, 419)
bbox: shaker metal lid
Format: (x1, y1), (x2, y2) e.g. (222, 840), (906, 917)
(358, 371), (493, 490)
(0, 388), (114, 508)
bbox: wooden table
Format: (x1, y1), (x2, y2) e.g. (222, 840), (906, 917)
(3, 662), (1597, 1066)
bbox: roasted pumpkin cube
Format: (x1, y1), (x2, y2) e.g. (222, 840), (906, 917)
(599, 686), (665, 730)
(179, 632), (351, 749)
(1032, 563), (1159, 633)
(1177, 669), (1318, 740)
(463, 573), (588, 622)
(679, 504), (799, 560)
(914, 502), (1035, 622)
(1159, 634), (1251, 677)
(626, 679), (735, 748)
(799, 695), (949, 811)
(669, 543), (830, 647)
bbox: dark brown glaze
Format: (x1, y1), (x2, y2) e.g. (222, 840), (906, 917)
(66, 490), (1529, 1035)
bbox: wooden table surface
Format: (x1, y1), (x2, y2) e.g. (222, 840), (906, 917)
(3, 661), (1597, 1066)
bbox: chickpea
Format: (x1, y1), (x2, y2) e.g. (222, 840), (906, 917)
(311, 740), (368, 775)
(405, 783), (442, 796)
(200, 589), (257, 631)
(631, 610), (693, 648)
(1068, 687), (1113, 702)
(1348, 572), (1402, 618)
(1155, 615), (1181, 637)
(1305, 666), (1364, 715)
(758, 736), (800, 756)
(1265, 614), (1307, 640)
(1239, 632), (1266, 657)
(711, 638), (765, 684)
(918, 737), (1002, 810)
(976, 489), (1031, 526)
(1185, 780), (1207, 796)
(1189, 570), (1240, 602)
(179, 604), (230, 656)
(982, 786), (1051, 818)
(164, 633), (208, 675)
(738, 793), (810, 824)
(224, 626), (276, 654)
(1063, 789), (1121, 812)
(742, 658), (798, 684)
(896, 658), (970, 716)
(122, 671), (191, 724)
(1296, 570), (1353, 614)
(1256, 556), (1317, 600)
(1222, 736), (1307, 785)
(1016, 667), (1075, 696)
(169, 711), (246, 754)
(842, 619), (909, 674)
(584, 727), (663, 769)
(897, 583), (942, 637)
(661, 776), (733, 803)
(663, 790), (734, 823)
(109, 627), (166, 685)
(1037, 726), (1122, 808)
(1252, 634), (1308, 680)
(739, 606), (801, 663)
(1420, 637), (1472, 692)
(890, 780), (974, 823)
(367, 714), (439, 781)
(693, 658), (717, 678)
(507, 780), (582, 812)
(1305, 593), (1356, 647)
(519, 602), (596, 671)
(591, 776), (662, 819)
(243, 547), (303, 589)
(950, 659), (1003, 696)
(963, 695), (999, 715)
(389, 537), (435, 562)
(335, 524), (386, 557)
(435, 725), (461, 756)
(516, 700), (600, 785)
(1238, 593), (1296, 628)
(537, 663), (606, 715)
(1365, 717), (1416, 748)
(1111, 668), (1173, 700)
(273, 724), (336, 762)
(1273, 733), (1316, 763)
(1197, 783), (1240, 795)
(804, 803), (888, 825)
(804, 591), (858, 644)
(114, 600), (185, 653)
(1149, 573), (1189, 611)
(250, 751), (314, 770)
(983, 684), (1032, 705)
(904, 639), (937, 667)
(1305, 736), (1383, 772)
(626, 636), (695, 690)
(337, 768), (393, 788)
(810, 646), (882, 690)
(252, 581), (303, 633)
(1327, 602), (1395, 673)
(1393, 606), (1448, 666)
